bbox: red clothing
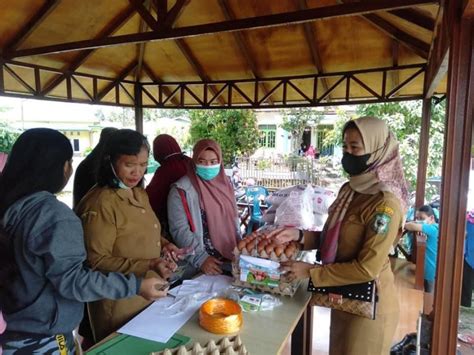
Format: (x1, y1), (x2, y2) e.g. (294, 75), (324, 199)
(146, 155), (191, 224)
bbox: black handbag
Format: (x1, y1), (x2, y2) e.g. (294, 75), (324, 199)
(307, 278), (378, 319)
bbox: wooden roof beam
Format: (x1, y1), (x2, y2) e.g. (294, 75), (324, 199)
(42, 4), (138, 95)
(388, 8), (435, 31)
(463, 0), (474, 18)
(295, 0), (330, 97)
(2, 0), (60, 52)
(97, 60), (138, 101)
(217, 0), (273, 105)
(175, 38), (226, 105)
(363, 13), (430, 59)
(135, 0), (152, 82)
(142, 63), (180, 106)
(6, 0), (437, 58)
(162, 0), (189, 28)
(128, 0), (158, 31)
(391, 41), (400, 93)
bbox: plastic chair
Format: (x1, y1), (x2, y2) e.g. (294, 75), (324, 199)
(245, 186), (269, 234)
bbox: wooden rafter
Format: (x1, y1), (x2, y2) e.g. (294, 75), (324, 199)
(97, 60), (138, 100)
(217, 0), (273, 105)
(135, 0), (152, 82)
(463, 0), (474, 18)
(388, 8), (435, 30)
(363, 13), (430, 59)
(2, 0), (60, 51)
(162, 0), (189, 28)
(142, 63), (180, 106)
(5, 0), (436, 58)
(42, 4), (138, 95)
(128, 0), (158, 31)
(175, 38), (226, 105)
(155, 0), (167, 24)
(391, 41), (400, 92)
(295, 0), (330, 96)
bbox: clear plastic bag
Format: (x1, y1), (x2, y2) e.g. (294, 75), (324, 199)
(238, 290), (282, 312)
(274, 184), (314, 230)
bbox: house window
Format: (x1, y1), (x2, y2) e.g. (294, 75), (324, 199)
(258, 124), (276, 148)
(73, 139), (80, 152)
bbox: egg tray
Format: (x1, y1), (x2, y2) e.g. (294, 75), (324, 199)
(232, 245), (301, 297)
(150, 335), (248, 355)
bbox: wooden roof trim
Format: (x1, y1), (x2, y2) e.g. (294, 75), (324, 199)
(42, 4), (138, 95)
(5, 0), (437, 58)
(296, 0), (330, 96)
(129, 0), (159, 31)
(388, 8), (436, 30)
(363, 13), (430, 59)
(216, 0), (273, 105)
(97, 60), (138, 100)
(463, 0), (474, 18)
(2, 0), (60, 52)
(175, 38), (226, 105)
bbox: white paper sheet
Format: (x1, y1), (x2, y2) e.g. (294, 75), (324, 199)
(118, 274), (232, 343)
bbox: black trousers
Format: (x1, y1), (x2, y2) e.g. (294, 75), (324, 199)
(461, 259), (474, 307)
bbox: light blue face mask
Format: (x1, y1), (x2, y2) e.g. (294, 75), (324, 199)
(196, 164), (220, 181)
(110, 163), (130, 189)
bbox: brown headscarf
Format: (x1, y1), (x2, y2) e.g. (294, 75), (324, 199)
(187, 139), (238, 260)
(320, 116), (408, 264)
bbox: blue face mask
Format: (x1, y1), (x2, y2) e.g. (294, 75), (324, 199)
(196, 164), (220, 181)
(110, 163), (130, 189)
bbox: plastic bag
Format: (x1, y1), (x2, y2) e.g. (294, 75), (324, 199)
(238, 290), (282, 312)
(274, 184), (315, 230)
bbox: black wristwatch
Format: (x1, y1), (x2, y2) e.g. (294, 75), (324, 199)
(298, 229), (304, 243)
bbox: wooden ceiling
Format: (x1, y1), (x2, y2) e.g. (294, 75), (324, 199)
(0, 0), (444, 108)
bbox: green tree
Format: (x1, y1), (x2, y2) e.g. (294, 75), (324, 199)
(188, 109), (260, 165)
(0, 122), (20, 153)
(323, 101), (445, 195)
(280, 108), (323, 148)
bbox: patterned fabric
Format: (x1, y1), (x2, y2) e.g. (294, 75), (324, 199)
(201, 210), (223, 260)
(1, 332), (75, 355)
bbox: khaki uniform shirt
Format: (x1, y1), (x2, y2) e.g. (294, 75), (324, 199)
(76, 186), (162, 341)
(310, 191), (402, 355)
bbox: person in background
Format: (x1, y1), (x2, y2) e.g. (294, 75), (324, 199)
(462, 211), (474, 307)
(168, 139), (240, 277)
(270, 117), (408, 355)
(146, 134), (191, 239)
(76, 129), (178, 342)
(404, 205), (439, 293)
(73, 127), (117, 208)
(0, 128), (166, 354)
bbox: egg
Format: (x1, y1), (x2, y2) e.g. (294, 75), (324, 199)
(257, 241), (267, 253)
(246, 240), (256, 252)
(285, 245), (296, 258)
(265, 243), (275, 254)
(274, 245), (284, 257)
(237, 239), (246, 251)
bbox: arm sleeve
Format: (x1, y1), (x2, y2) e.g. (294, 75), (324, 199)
(167, 186), (209, 268)
(30, 218), (140, 302)
(80, 200), (150, 276)
(421, 224), (438, 240)
(310, 197), (402, 286)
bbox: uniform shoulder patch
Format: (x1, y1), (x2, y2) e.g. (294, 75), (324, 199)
(376, 205), (394, 216)
(371, 213), (392, 235)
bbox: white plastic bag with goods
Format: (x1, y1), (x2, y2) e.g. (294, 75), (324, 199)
(274, 184), (315, 230)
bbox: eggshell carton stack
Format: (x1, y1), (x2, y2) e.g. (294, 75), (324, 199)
(232, 233), (301, 296)
(150, 335), (248, 355)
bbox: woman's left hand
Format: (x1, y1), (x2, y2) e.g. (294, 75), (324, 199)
(279, 261), (316, 281)
(154, 258), (178, 279)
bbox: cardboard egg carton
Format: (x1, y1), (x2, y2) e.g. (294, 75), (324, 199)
(150, 335), (248, 355)
(232, 236), (301, 297)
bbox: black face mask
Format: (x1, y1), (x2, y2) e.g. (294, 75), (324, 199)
(341, 152), (371, 176)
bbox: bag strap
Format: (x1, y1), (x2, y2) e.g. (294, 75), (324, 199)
(177, 189), (196, 233)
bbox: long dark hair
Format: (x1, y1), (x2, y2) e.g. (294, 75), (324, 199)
(0, 128), (72, 294)
(96, 129), (150, 188)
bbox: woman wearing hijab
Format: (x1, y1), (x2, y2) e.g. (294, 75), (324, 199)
(270, 117), (408, 355)
(167, 139), (240, 276)
(146, 134), (191, 238)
